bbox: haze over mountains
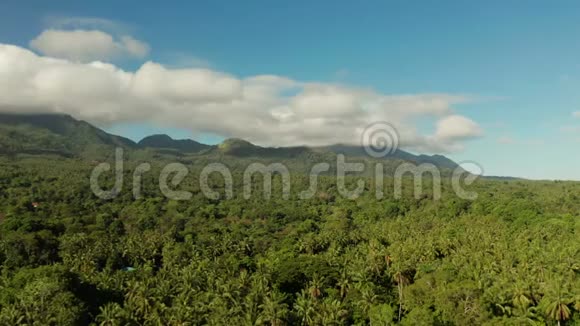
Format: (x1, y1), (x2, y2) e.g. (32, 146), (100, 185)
(0, 112), (465, 170)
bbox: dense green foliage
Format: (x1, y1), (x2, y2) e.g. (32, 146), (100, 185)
(0, 156), (578, 325)
(0, 113), (136, 158)
(0, 113), (577, 325)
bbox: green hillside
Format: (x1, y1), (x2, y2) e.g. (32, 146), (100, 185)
(0, 113), (137, 158)
(138, 134), (211, 153)
(0, 113), (464, 175)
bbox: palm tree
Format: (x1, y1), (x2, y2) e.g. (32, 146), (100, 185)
(318, 299), (347, 325)
(242, 292), (261, 326)
(95, 302), (124, 326)
(293, 290), (315, 326)
(357, 286), (377, 316)
(392, 270), (410, 322)
(125, 280), (152, 322)
(0, 305), (25, 325)
(259, 290), (288, 326)
(337, 271), (350, 301)
(540, 279), (573, 326)
(308, 274), (325, 299)
(510, 280), (534, 316)
(541, 297), (571, 326)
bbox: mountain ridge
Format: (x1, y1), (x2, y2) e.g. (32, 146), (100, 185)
(0, 112), (462, 170)
(0, 112), (137, 158)
(138, 134), (211, 153)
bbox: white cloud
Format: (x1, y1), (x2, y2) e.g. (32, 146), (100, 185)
(0, 43), (482, 153)
(29, 29), (149, 62)
(434, 115), (483, 140)
(120, 36), (149, 58)
(572, 111), (580, 118)
(131, 62), (242, 102)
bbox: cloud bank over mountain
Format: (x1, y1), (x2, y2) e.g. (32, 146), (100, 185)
(0, 40), (482, 153)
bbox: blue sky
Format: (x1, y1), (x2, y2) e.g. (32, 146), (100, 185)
(1, 1), (580, 180)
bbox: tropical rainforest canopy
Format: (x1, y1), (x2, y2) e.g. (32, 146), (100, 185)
(0, 114), (578, 325)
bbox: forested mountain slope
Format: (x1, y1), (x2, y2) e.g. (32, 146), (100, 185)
(0, 113), (136, 158)
(0, 113), (461, 172)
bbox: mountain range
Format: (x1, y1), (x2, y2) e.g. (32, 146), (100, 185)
(0, 112), (460, 170)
